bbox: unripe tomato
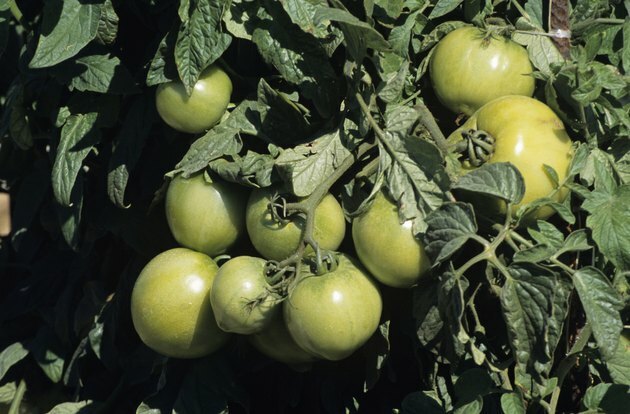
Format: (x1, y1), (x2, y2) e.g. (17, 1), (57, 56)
(284, 253), (382, 361)
(245, 188), (346, 261)
(248, 312), (316, 370)
(352, 191), (431, 288)
(165, 172), (247, 257)
(210, 256), (279, 334)
(430, 26), (535, 115)
(155, 64), (232, 134)
(130, 248), (230, 358)
(448, 96), (573, 219)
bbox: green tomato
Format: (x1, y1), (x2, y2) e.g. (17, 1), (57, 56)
(284, 253), (382, 361)
(352, 191), (431, 288)
(448, 95), (573, 219)
(165, 172), (247, 257)
(155, 64), (232, 134)
(210, 256), (279, 334)
(245, 187), (346, 261)
(130, 248), (230, 358)
(430, 26), (535, 115)
(248, 312), (316, 370)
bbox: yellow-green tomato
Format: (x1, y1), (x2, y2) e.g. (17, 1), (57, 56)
(130, 248), (230, 358)
(352, 191), (431, 288)
(430, 26), (535, 115)
(248, 312), (316, 370)
(210, 256), (279, 334)
(155, 64), (232, 134)
(284, 253), (382, 361)
(245, 188), (346, 261)
(165, 172), (247, 257)
(448, 96), (573, 219)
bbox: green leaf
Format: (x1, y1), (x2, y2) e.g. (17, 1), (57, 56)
(146, 29), (178, 86)
(453, 368), (497, 411)
(55, 179), (84, 250)
(388, 10), (425, 58)
(30, 326), (65, 383)
(173, 101), (257, 177)
(429, 0), (464, 20)
(500, 392), (526, 414)
(573, 267), (624, 360)
(362, 320), (390, 392)
(313, 2), (390, 61)
(0, 381), (16, 404)
(512, 18), (565, 76)
(280, 0), (330, 38)
(48, 401), (96, 414)
(175, 0), (232, 95)
(623, 20), (630, 74)
(401, 391), (445, 414)
(606, 334), (630, 385)
(424, 202), (477, 266)
(610, 137), (630, 184)
(453, 162), (525, 205)
(501, 263), (558, 380)
(107, 96), (156, 207)
(583, 184), (630, 271)
(251, 4), (339, 117)
(55, 54), (138, 94)
(276, 118), (358, 197)
(0, 0), (9, 58)
(438, 271), (470, 358)
(6, 81), (34, 150)
(0, 342), (28, 381)
(413, 280), (443, 345)
(52, 113), (101, 206)
(95, 0), (119, 45)
(208, 149), (277, 188)
(377, 60), (409, 103)
(29, 0), (102, 68)
(582, 383), (630, 414)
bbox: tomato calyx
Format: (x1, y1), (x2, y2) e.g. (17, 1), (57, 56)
(455, 129), (496, 167)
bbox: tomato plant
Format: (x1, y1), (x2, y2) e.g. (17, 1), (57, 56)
(284, 254), (382, 361)
(429, 25), (535, 115)
(245, 187), (346, 261)
(210, 255), (279, 334)
(352, 190), (431, 288)
(130, 248), (230, 359)
(155, 64), (232, 134)
(1, 0), (628, 413)
(165, 172), (247, 257)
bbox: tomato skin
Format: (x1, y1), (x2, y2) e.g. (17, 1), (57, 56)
(448, 96), (573, 219)
(245, 188), (346, 261)
(210, 256), (279, 334)
(155, 64), (232, 134)
(430, 26), (535, 115)
(352, 191), (431, 288)
(284, 253), (382, 361)
(248, 312), (316, 370)
(165, 172), (247, 257)
(130, 248), (230, 358)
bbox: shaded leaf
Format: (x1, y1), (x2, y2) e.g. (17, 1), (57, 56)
(453, 163), (525, 204)
(423, 202), (477, 266)
(582, 383), (630, 414)
(0, 342), (28, 381)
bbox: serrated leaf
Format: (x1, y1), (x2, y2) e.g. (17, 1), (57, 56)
(500, 392), (526, 414)
(501, 263), (558, 380)
(280, 0), (330, 38)
(29, 0), (101, 68)
(95, 0), (118, 45)
(52, 113), (101, 206)
(424, 202), (477, 266)
(573, 267), (624, 360)
(429, 0), (464, 19)
(513, 18), (565, 75)
(276, 119), (358, 197)
(251, 4), (339, 117)
(606, 334), (630, 385)
(56, 54), (138, 94)
(388, 10), (424, 58)
(453, 163), (525, 204)
(175, 0), (232, 95)
(438, 271), (470, 358)
(48, 400), (96, 414)
(610, 137), (630, 184)
(377, 60), (409, 103)
(174, 101), (258, 176)
(413, 280), (443, 345)
(107, 96), (156, 207)
(582, 383), (630, 414)
(583, 184), (630, 271)
(0, 342), (28, 381)
(209, 149), (277, 188)
(146, 29), (178, 86)
(528, 221), (564, 248)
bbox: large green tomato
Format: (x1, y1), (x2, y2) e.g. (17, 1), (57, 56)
(165, 172), (247, 257)
(284, 253), (382, 361)
(210, 256), (279, 334)
(130, 248), (230, 358)
(248, 312), (316, 370)
(155, 64), (232, 134)
(245, 187), (346, 261)
(448, 96), (573, 219)
(430, 26), (534, 115)
(352, 191), (431, 288)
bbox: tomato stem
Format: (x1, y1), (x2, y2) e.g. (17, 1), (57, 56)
(8, 0), (30, 30)
(8, 378), (26, 414)
(414, 103), (451, 157)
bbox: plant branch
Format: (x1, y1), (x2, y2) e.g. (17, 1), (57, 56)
(414, 103), (450, 157)
(8, 379), (26, 414)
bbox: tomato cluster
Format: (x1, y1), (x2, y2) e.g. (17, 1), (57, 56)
(133, 27), (574, 366)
